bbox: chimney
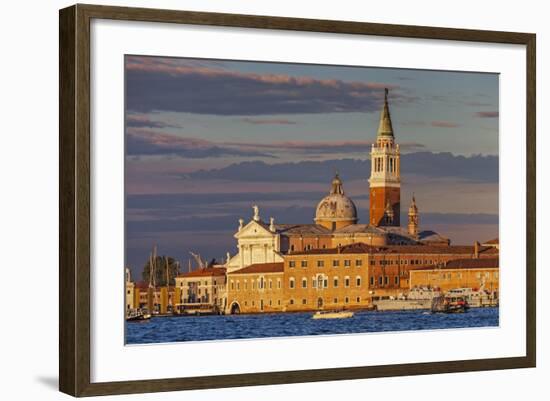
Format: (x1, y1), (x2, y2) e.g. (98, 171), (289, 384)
(474, 241), (480, 259)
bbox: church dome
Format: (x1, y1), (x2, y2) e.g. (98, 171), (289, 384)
(315, 174), (358, 230)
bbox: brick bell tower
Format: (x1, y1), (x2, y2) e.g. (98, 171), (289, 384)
(369, 88), (401, 227)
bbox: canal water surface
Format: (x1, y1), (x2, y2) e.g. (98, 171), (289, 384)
(126, 307), (498, 344)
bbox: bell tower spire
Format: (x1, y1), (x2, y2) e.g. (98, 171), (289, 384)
(369, 88), (401, 227)
(377, 88), (394, 138)
(408, 195), (419, 237)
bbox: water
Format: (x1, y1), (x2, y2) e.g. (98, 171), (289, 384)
(126, 307), (499, 344)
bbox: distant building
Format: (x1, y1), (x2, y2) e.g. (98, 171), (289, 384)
(174, 267), (227, 311)
(409, 257), (499, 294)
(125, 268), (135, 310)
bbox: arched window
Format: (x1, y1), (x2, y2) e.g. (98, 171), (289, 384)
(356, 276), (362, 287)
(302, 278), (307, 288)
(289, 277), (295, 289)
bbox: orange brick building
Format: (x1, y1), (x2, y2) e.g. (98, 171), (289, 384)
(224, 242), (498, 314)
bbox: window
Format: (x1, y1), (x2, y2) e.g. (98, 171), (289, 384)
(333, 297), (338, 303)
(230, 281), (234, 290)
(384, 276), (389, 285)
(344, 277), (350, 287)
(301, 260), (308, 267)
(302, 278), (307, 288)
(244, 280), (248, 290)
(259, 277), (264, 289)
(356, 296), (361, 303)
(323, 278), (328, 288)
(289, 299), (294, 305)
(355, 259), (362, 267)
(269, 279), (272, 289)
(333, 277), (339, 288)
(289, 260), (296, 268)
(394, 276), (399, 285)
(317, 260), (324, 267)
(333, 260), (340, 267)
(356, 277), (362, 287)
(378, 276), (383, 285)
(302, 299), (307, 305)
(370, 260), (376, 266)
(236, 281), (240, 291)
(312, 278), (317, 288)
(370, 276), (375, 286)
(344, 259), (351, 267)
(269, 300), (272, 306)
(345, 297), (349, 304)
(277, 279), (281, 289)
(289, 278), (295, 289)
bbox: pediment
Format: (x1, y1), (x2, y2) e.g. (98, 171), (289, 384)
(234, 220), (275, 239)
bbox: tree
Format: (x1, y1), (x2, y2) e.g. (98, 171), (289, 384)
(141, 255), (180, 287)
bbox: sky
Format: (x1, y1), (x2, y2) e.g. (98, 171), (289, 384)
(124, 55), (499, 279)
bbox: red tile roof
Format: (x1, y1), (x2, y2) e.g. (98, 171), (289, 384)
(412, 258), (499, 270)
(289, 242), (497, 256)
(230, 262), (284, 275)
(483, 238), (499, 245)
(445, 257), (499, 269)
(177, 267), (226, 278)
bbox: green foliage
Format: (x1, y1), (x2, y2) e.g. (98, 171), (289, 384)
(141, 256), (180, 287)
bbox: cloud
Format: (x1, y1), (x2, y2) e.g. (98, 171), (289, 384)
(475, 111), (499, 118)
(125, 55), (411, 115)
(126, 113), (181, 129)
(126, 128), (274, 159)
(220, 140), (425, 155)
(430, 120), (462, 128)
(186, 152), (498, 183)
(240, 118), (298, 125)
(400, 120), (427, 127)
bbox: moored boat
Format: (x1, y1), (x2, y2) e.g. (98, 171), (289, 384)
(312, 310), (354, 319)
(126, 309), (152, 322)
(431, 295), (469, 313)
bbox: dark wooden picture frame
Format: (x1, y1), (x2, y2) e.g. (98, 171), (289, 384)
(59, 3), (536, 397)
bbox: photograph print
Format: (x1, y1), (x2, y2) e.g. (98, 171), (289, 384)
(124, 55), (499, 344)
